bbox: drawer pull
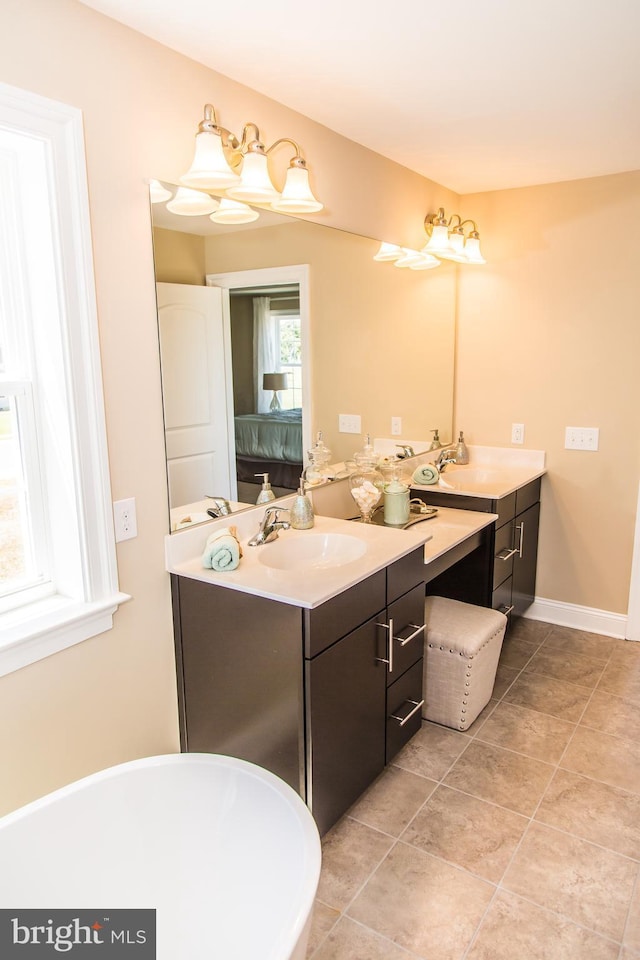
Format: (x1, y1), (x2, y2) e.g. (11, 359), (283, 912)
(516, 521), (524, 559)
(497, 547), (518, 561)
(376, 618), (394, 672)
(499, 604), (514, 616)
(391, 698), (425, 727)
(394, 622), (425, 647)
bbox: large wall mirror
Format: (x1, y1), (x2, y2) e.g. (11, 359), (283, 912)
(150, 182), (457, 531)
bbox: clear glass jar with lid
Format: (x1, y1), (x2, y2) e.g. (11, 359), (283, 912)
(305, 431), (333, 486)
(349, 447), (384, 523)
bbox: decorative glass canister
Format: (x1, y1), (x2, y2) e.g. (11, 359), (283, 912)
(349, 453), (385, 522)
(305, 431), (333, 486)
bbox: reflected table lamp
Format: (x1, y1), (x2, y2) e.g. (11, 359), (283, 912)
(263, 372), (289, 411)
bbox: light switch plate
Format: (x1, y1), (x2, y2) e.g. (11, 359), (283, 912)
(391, 417), (402, 436)
(565, 426), (599, 451)
(339, 413), (361, 434)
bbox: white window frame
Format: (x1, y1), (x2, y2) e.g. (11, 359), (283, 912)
(0, 82), (128, 677)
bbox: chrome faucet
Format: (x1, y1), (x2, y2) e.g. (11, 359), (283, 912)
(248, 506), (291, 546)
(206, 496), (231, 518)
(395, 444), (416, 459)
(435, 448), (457, 473)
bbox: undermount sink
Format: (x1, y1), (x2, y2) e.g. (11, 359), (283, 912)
(258, 532), (367, 571)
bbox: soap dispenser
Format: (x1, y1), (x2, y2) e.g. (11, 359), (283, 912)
(455, 431), (469, 465)
(255, 473), (276, 504)
(429, 429), (441, 451)
(289, 474), (315, 530)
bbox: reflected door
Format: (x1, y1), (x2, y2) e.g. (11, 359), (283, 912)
(156, 282), (231, 506)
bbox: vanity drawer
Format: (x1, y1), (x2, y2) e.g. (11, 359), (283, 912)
(494, 491), (517, 528)
(385, 582), (425, 685)
(493, 520), (516, 590)
(304, 569), (386, 658)
(515, 477), (541, 515)
(386, 659), (424, 763)
(387, 547), (426, 604)
(492, 577), (513, 618)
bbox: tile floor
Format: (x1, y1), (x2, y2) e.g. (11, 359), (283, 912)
(306, 619), (640, 960)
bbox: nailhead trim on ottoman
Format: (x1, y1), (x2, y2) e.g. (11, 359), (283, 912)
(423, 596), (507, 730)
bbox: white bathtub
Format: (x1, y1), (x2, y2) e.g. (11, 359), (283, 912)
(0, 753), (321, 959)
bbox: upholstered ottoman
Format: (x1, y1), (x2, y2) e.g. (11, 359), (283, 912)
(423, 596), (507, 730)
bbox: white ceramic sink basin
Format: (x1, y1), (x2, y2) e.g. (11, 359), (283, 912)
(258, 532), (367, 571)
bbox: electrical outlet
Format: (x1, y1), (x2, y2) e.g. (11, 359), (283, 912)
(338, 413), (361, 434)
(391, 416), (402, 436)
(113, 497), (137, 542)
(511, 423), (525, 444)
(565, 426), (599, 451)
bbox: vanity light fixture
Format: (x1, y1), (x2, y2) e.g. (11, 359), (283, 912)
(210, 198), (260, 225)
(181, 103), (323, 214)
(148, 179), (172, 203)
(166, 186), (220, 216)
(423, 208), (486, 264)
(372, 242), (440, 271)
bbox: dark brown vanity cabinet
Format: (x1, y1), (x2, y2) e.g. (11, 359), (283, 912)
(304, 546), (425, 835)
(171, 545), (426, 838)
(411, 477), (541, 625)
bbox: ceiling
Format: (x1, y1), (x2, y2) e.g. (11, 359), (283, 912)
(79, 0), (640, 195)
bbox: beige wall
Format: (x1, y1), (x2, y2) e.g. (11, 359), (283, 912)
(457, 171), (640, 614)
(204, 221), (457, 462)
(153, 227), (205, 284)
(0, 0), (455, 815)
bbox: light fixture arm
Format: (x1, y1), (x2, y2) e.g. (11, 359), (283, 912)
(266, 137), (309, 169)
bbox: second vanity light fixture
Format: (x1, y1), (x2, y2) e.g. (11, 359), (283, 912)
(180, 103), (323, 214)
(374, 207), (486, 269)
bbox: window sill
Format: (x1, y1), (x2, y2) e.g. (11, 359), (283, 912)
(0, 592), (131, 678)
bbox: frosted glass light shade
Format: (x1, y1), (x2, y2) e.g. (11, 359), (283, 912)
(180, 130), (240, 189)
(409, 254), (441, 270)
(394, 248), (424, 268)
(166, 187), (219, 216)
(271, 166), (323, 213)
(464, 235), (486, 264)
(227, 151), (280, 202)
(373, 242), (402, 261)
(210, 199), (260, 224)
(422, 223), (455, 256)
(437, 230), (467, 262)
(149, 179), (172, 203)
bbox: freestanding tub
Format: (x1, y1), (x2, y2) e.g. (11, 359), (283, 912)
(0, 753), (321, 959)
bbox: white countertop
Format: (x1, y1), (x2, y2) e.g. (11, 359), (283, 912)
(165, 503), (496, 609)
(408, 444), (546, 500)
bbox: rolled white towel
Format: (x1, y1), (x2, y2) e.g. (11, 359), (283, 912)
(201, 525), (243, 572)
(412, 463), (439, 485)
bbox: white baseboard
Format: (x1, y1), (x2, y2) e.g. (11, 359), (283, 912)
(523, 597), (630, 640)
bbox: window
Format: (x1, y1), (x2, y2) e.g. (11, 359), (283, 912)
(0, 82), (128, 677)
(273, 310), (302, 409)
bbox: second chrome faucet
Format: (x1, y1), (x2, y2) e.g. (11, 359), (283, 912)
(248, 506), (291, 546)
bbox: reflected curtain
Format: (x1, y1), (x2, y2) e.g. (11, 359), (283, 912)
(253, 296), (279, 413)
